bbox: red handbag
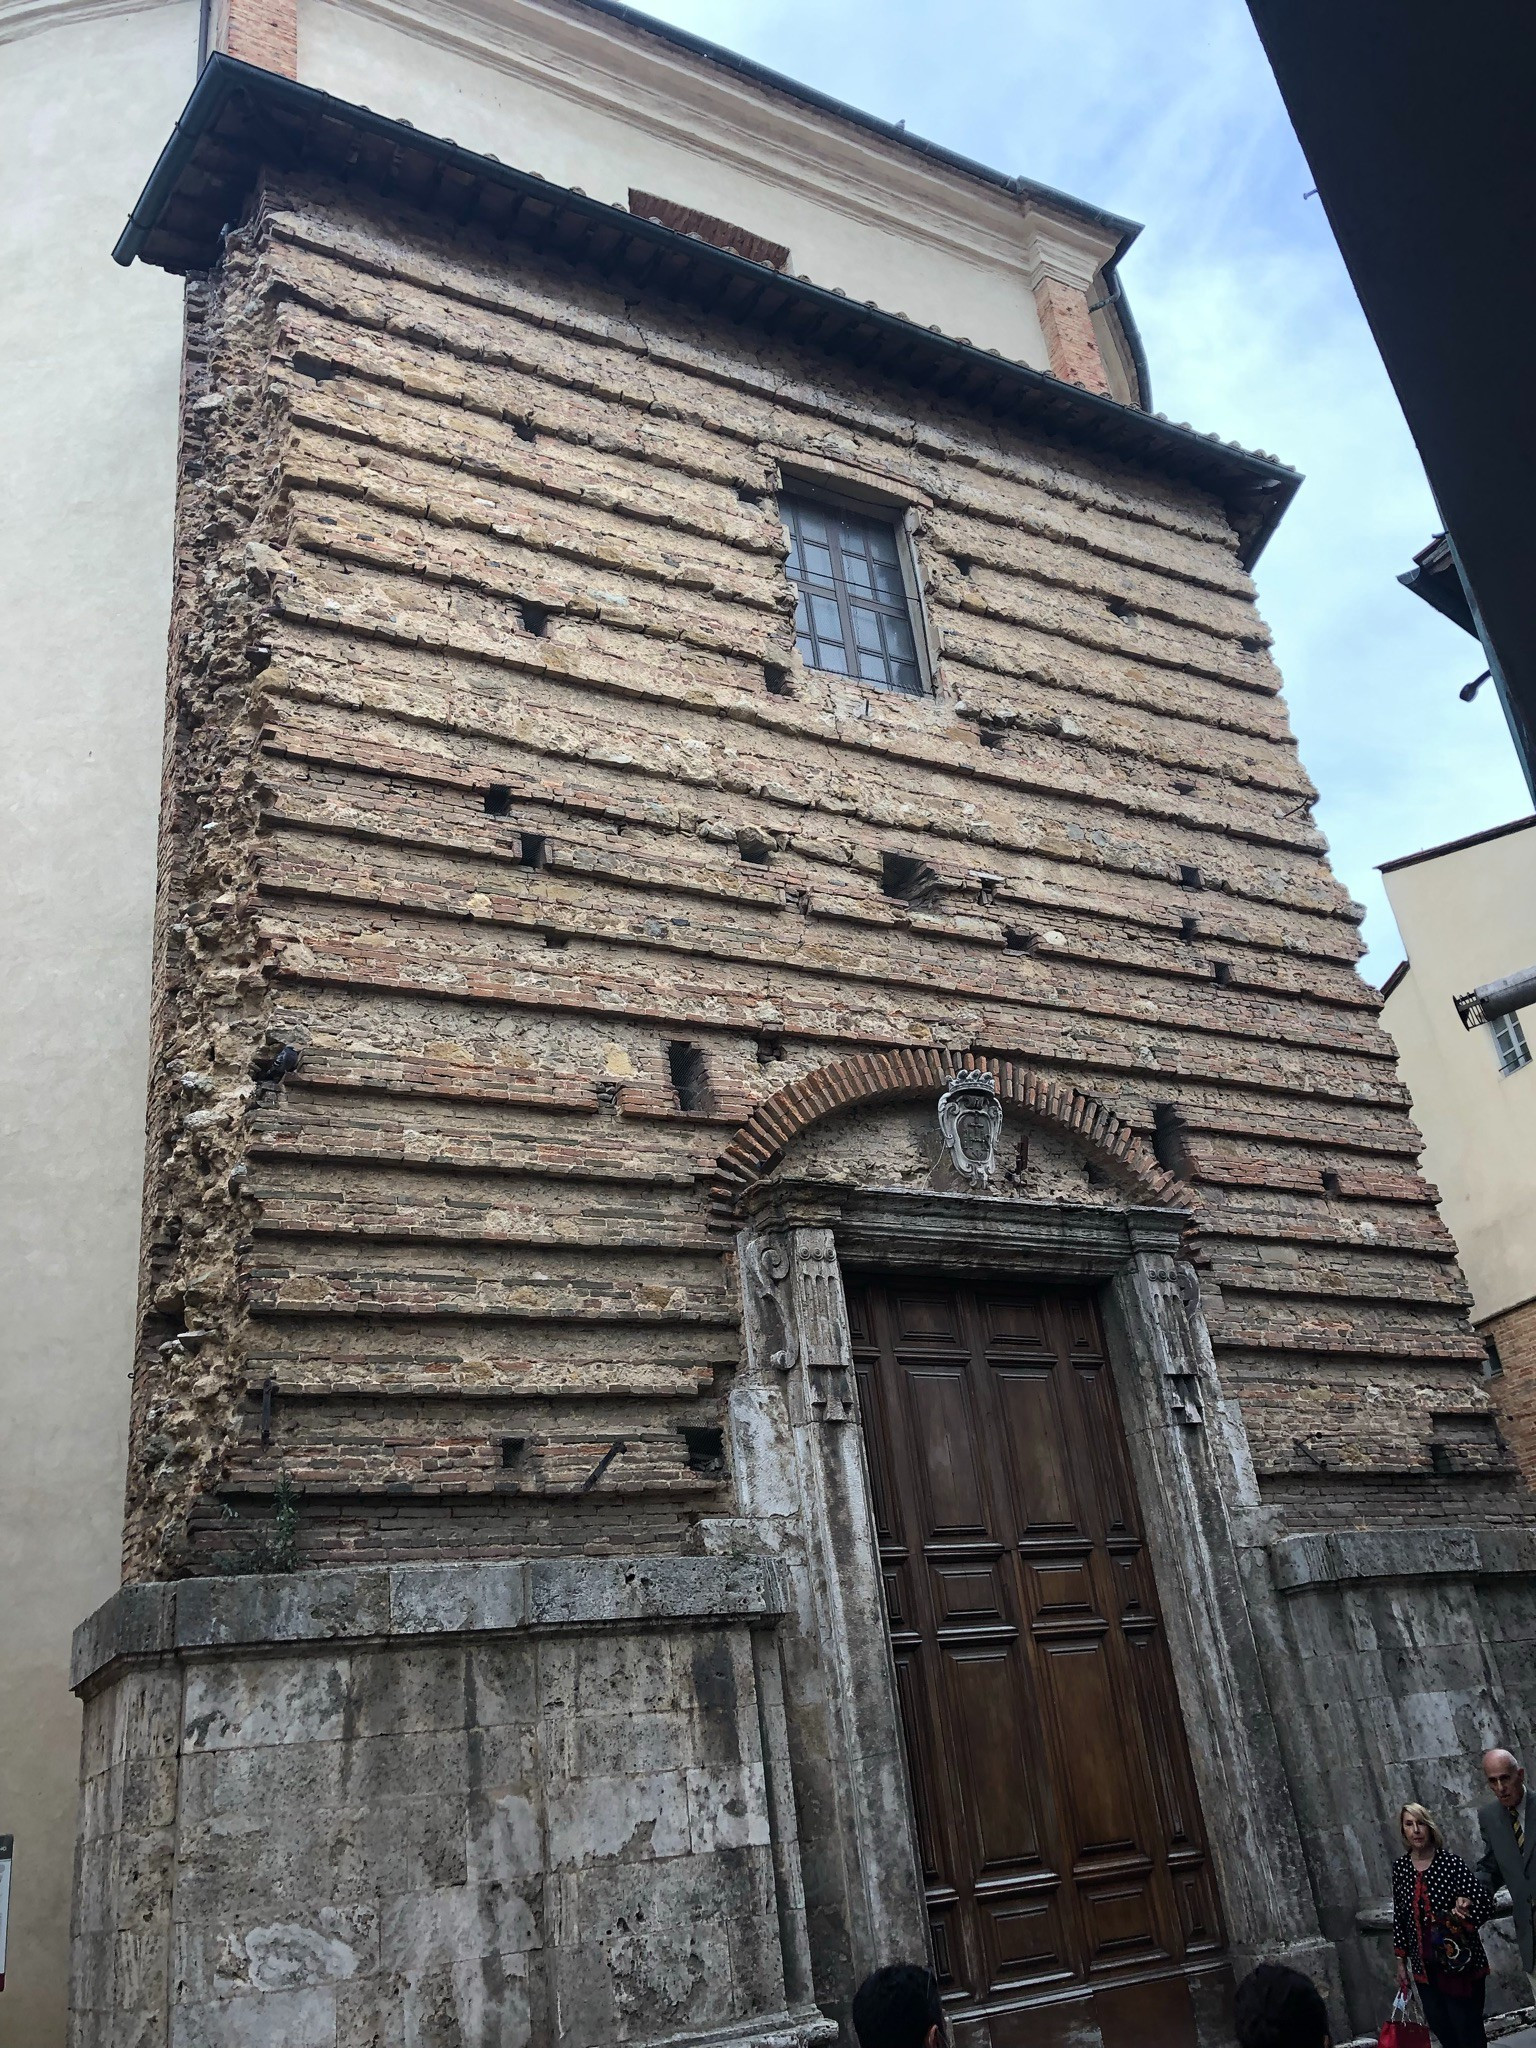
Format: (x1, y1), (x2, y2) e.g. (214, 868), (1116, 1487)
(1379, 1988), (1432, 2048)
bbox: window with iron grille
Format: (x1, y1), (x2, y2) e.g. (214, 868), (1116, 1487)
(1491, 1009), (1531, 1074)
(780, 494), (927, 694)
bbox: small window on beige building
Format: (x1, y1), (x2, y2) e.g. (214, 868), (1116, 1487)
(780, 493), (929, 695)
(1490, 1009), (1531, 1075)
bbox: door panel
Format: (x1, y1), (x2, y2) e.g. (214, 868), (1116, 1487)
(848, 1277), (1227, 2048)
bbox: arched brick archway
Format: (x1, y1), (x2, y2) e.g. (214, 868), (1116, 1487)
(709, 1046), (1183, 1225)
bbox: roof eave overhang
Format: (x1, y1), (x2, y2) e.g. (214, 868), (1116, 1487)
(114, 55), (1300, 568)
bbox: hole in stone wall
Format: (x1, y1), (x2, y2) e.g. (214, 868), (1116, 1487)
(756, 1033), (785, 1065)
(1213, 960), (1233, 986)
(514, 419), (538, 443)
(1107, 595), (1135, 619)
(1174, 778), (1197, 795)
(484, 785), (513, 817)
(1005, 929), (1036, 953)
(291, 351), (338, 382)
(1485, 1338), (1504, 1379)
(519, 602), (552, 638)
(1180, 915), (1201, 940)
(979, 728), (1006, 750)
(1179, 864), (1203, 890)
(763, 664), (792, 697)
(667, 1039), (711, 1111)
(543, 930), (568, 950)
(881, 851), (939, 905)
(519, 832), (547, 868)
(501, 1437), (526, 1467)
(679, 1425), (726, 1476)
(1152, 1104), (1194, 1179)
(737, 835), (772, 867)
(1320, 1168), (1343, 1197)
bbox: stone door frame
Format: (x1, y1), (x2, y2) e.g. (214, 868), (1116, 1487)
(726, 1180), (1335, 2018)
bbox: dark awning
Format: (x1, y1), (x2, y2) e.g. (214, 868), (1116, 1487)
(1248, 0), (1536, 791)
(113, 54), (1300, 568)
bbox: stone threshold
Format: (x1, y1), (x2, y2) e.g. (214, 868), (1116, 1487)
(72, 1552), (789, 1693)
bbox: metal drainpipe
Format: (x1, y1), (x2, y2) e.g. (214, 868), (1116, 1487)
(1088, 264), (1153, 413)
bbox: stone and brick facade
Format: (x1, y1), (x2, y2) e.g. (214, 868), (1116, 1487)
(68, 52), (1536, 2048)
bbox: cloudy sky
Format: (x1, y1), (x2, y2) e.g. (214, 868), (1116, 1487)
(638, 0), (1527, 979)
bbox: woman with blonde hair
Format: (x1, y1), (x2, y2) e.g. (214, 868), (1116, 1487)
(1392, 1801), (1494, 2048)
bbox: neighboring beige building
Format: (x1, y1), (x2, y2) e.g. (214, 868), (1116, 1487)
(1381, 815), (1536, 1469)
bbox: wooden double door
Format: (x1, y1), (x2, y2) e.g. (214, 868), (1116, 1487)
(846, 1277), (1229, 2048)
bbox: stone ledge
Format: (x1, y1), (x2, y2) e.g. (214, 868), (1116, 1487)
(647, 2008), (838, 2048)
(1270, 1528), (1536, 1595)
(72, 1553), (790, 1692)
(1356, 1896), (1517, 1935)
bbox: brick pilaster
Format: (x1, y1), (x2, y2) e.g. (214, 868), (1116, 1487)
(1020, 214), (1116, 395)
(207, 0), (297, 76)
(1031, 273), (1112, 395)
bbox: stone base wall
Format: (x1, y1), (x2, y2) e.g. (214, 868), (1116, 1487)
(1252, 1529), (1536, 2033)
(69, 1558), (833, 2048)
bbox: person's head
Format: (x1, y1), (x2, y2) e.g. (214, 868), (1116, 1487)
(1484, 1748), (1526, 1810)
(1400, 1803), (1443, 1854)
(1234, 1963), (1331, 2048)
(851, 1965), (946, 2048)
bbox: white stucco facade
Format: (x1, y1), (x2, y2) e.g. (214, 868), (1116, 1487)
(1381, 817), (1536, 1325)
(0, 2), (198, 2037)
(294, 0), (1125, 382)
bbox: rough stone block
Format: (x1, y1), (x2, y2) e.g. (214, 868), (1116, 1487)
(686, 1762), (772, 1853)
(183, 1656), (351, 1751)
(168, 1986), (338, 2048)
(546, 1771), (691, 1868)
(72, 1584), (176, 1691)
(176, 1569), (390, 1651)
(390, 1561), (528, 1637)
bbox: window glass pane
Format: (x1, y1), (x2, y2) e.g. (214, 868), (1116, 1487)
(881, 612), (917, 662)
(1492, 1011), (1531, 1073)
(778, 493), (925, 693)
(852, 606), (885, 653)
(809, 593), (844, 642)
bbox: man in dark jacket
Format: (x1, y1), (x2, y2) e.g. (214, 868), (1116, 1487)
(1476, 1747), (1536, 2004)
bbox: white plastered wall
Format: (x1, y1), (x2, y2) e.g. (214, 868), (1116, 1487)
(1382, 824), (1536, 1323)
(0, 3), (195, 2038)
(296, 0), (1068, 370)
